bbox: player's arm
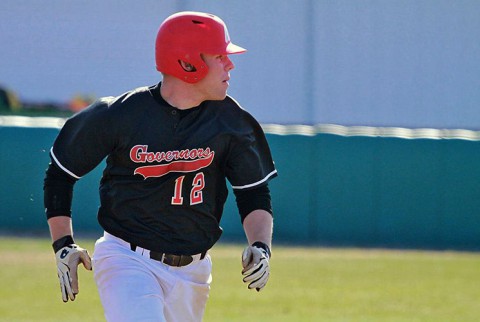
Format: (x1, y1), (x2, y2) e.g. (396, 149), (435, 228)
(234, 185), (273, 291)
(48, 215), (73, 241)
(243, 209), (272, 248)
(44, 163), (92, 303)
(44, 100), (116, 302)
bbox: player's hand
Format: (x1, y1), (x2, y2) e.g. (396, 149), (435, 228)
(241, 242), (271, 292)
(54, 242), (92, 302)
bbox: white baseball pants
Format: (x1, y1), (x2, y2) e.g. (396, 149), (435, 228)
(92, 232), (212, 322)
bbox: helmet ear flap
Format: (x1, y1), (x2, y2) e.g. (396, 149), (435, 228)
(178, 60), (197, 72)
(176, 55), (208, 83)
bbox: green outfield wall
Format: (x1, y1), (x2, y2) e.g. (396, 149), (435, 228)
(1, 117), (479, 250)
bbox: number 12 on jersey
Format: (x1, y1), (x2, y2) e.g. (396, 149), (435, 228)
(171, 172), (205, 205)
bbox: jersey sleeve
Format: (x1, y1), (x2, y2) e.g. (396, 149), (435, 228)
(225, 111), (277, 190)
(50, 97), (117, 178)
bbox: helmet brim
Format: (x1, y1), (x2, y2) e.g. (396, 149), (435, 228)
(226, 42), (247, 54)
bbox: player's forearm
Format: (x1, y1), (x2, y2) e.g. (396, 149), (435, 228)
(242, 209), (273, 247)
(47, 216), (74, 241)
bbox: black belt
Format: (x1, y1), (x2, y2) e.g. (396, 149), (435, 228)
(130, 244), (206, 267)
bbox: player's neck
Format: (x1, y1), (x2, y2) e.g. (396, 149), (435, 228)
(160, 78), (203, 110)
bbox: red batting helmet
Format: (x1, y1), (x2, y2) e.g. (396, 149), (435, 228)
(155, 11), (246, 83)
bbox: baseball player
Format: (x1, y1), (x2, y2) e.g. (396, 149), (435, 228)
(44, 11), (277, 322)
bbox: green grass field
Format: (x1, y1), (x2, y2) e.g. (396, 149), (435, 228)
(0, 237), (479, 322)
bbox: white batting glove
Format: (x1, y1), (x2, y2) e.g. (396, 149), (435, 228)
(53, 236), (92, 302)
(241, 242), (271, 292)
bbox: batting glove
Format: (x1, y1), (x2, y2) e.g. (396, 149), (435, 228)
(241, 241), (271, 292)
(53, 236), (92, 302)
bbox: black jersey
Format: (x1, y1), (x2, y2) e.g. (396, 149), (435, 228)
(50, 83), (277, 255)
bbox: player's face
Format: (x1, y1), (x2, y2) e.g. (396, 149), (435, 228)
(196, 53), (235, 101)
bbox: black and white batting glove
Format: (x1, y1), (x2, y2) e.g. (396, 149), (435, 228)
(241, 241), (271, 292)
(53, 236), (92, 302)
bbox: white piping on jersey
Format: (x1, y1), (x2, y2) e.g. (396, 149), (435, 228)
(50, 147), (81, 179)
(231, 169), (277, 190)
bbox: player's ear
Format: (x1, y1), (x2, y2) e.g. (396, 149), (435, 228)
(178, 60), (197, 72)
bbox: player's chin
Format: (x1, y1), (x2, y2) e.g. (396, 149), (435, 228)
(210, 90), (228, 101)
